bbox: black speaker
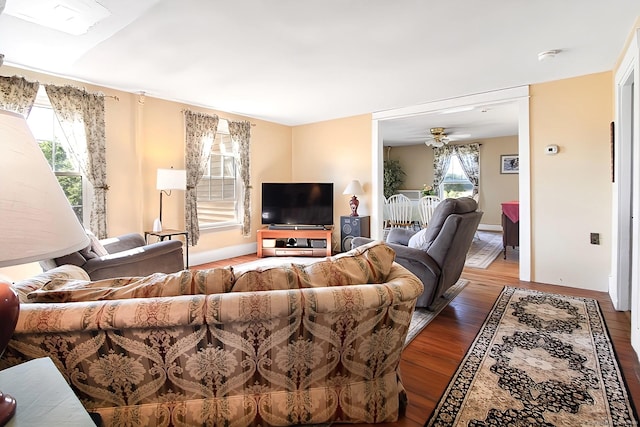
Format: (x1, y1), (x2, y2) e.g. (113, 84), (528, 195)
(340, 215), (370, 252)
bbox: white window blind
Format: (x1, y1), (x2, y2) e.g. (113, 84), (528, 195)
(196, 120), (240, 228)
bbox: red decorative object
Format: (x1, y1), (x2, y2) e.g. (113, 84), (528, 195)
(0, 281), (19, 425)
(501, 201), (520, 223)
(349, 195), (360, 217)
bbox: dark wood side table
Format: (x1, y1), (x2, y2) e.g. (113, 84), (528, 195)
(0, 357), (96, 426)
(144, 229), (189, 268)
(501, 201), (519, 259)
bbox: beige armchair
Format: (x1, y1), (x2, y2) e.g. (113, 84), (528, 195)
(40, 233), (184, 280)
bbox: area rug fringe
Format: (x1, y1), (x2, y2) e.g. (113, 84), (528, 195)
(425, 286), (637, 426)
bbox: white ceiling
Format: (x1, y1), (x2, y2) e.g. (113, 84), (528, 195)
(0, 0), (638, 142)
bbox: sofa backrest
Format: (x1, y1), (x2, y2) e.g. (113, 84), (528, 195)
(17, 240), (399, 304)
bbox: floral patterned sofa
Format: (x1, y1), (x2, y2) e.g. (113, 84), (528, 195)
(2, 241), (423, 427)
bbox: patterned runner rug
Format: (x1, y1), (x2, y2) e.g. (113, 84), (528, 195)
(426, 287), (637, 426)
(464, 231), (504, 269)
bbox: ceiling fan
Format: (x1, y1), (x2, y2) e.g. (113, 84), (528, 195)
(424, 127), (471, 147)
(425, 127), (450, 147)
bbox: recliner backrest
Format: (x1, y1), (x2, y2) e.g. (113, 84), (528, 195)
(426, 207), (483, 299)
(420, 197), (478, 249)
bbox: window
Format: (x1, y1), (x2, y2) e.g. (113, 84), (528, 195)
(26, 89), (89, 225)
(441, 153), (473, 198)
(196, 120), (240, 228)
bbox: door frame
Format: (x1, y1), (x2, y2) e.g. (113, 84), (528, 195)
(612, 28), (639, 355)
(371, 86), (531, 281)
(612, 40), (637, 311)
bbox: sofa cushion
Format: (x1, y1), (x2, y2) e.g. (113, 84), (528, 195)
(12, 265), (90, 303)
(87, 230), (109, 257)
(25, 268), (234, 303)
(232, 240), (396, 292)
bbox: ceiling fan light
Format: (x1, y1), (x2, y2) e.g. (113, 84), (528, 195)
(425, 126), (450, 147)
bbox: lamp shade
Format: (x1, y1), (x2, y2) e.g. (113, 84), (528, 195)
(157, 168), (187, 191)
(343, 180), (364, 196)
(0, 109), (90, 267)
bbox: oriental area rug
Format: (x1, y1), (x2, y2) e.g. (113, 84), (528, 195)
(426, 287), (637, 427)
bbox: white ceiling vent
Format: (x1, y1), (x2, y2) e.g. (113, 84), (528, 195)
(4, 0), (110, 35)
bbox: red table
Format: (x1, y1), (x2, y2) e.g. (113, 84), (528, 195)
(501, 201), (519, 259)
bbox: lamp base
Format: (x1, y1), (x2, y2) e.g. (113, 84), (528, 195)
(349, 196), (360, 217)
(0, 392), (16, 425)
(0, 281), (19, 426)
(152, 218), (162, 232)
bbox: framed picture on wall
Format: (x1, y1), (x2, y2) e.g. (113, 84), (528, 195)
(500, 154), (519, 174)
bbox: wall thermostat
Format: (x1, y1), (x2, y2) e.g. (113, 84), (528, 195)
(545, 144), (559, 155)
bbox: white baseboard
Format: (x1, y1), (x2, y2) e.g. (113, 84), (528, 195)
(189, 242), (258, 267)
(478, 224), (502, 232)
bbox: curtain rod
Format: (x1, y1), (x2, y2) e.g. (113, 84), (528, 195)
(181, 109), (256, 127)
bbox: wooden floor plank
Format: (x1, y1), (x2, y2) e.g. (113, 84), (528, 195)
(193, 247), (640, 426)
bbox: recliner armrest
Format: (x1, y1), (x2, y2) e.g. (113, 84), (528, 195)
(351, 236), (376, 249)
(101, 233), (147, 254)
(386, 228), (416, 246)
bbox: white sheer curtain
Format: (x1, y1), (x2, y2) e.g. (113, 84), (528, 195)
(45, 85), (108, 238)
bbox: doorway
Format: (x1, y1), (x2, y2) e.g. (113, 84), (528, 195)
(371, 86), (531, 281)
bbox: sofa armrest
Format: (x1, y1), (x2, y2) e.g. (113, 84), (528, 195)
(82, 240), (184, 280)
(100, 233), (147, 254)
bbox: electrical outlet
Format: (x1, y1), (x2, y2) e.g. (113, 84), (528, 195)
(590, 233), (600, 245)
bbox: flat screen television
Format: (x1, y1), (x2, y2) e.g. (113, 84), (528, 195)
(261, 182), (334, 226)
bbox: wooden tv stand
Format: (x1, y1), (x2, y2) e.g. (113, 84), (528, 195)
(257, 227), (333, 258)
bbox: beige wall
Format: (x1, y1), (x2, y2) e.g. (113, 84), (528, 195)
(530, 72), (613, 291)
(0, 66), (292, 279)
(387, 136), (519, 226)
(479, 136), (519, 225)
(387, 144), (434, 191)
(291, 114), (372, 252)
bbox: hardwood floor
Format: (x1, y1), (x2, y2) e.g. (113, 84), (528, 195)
(193, 246), (640, 426)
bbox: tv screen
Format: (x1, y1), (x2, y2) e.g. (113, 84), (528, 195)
(261, 183), (334, 226)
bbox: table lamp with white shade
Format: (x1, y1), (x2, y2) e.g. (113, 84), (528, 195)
(0, 109), (90, 424)
(154, 167), (187, 232)
(343, 180), (364, 217)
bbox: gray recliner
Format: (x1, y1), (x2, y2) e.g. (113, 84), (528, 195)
(352, 197), (482, 308)
(40, 233), (185, 280)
